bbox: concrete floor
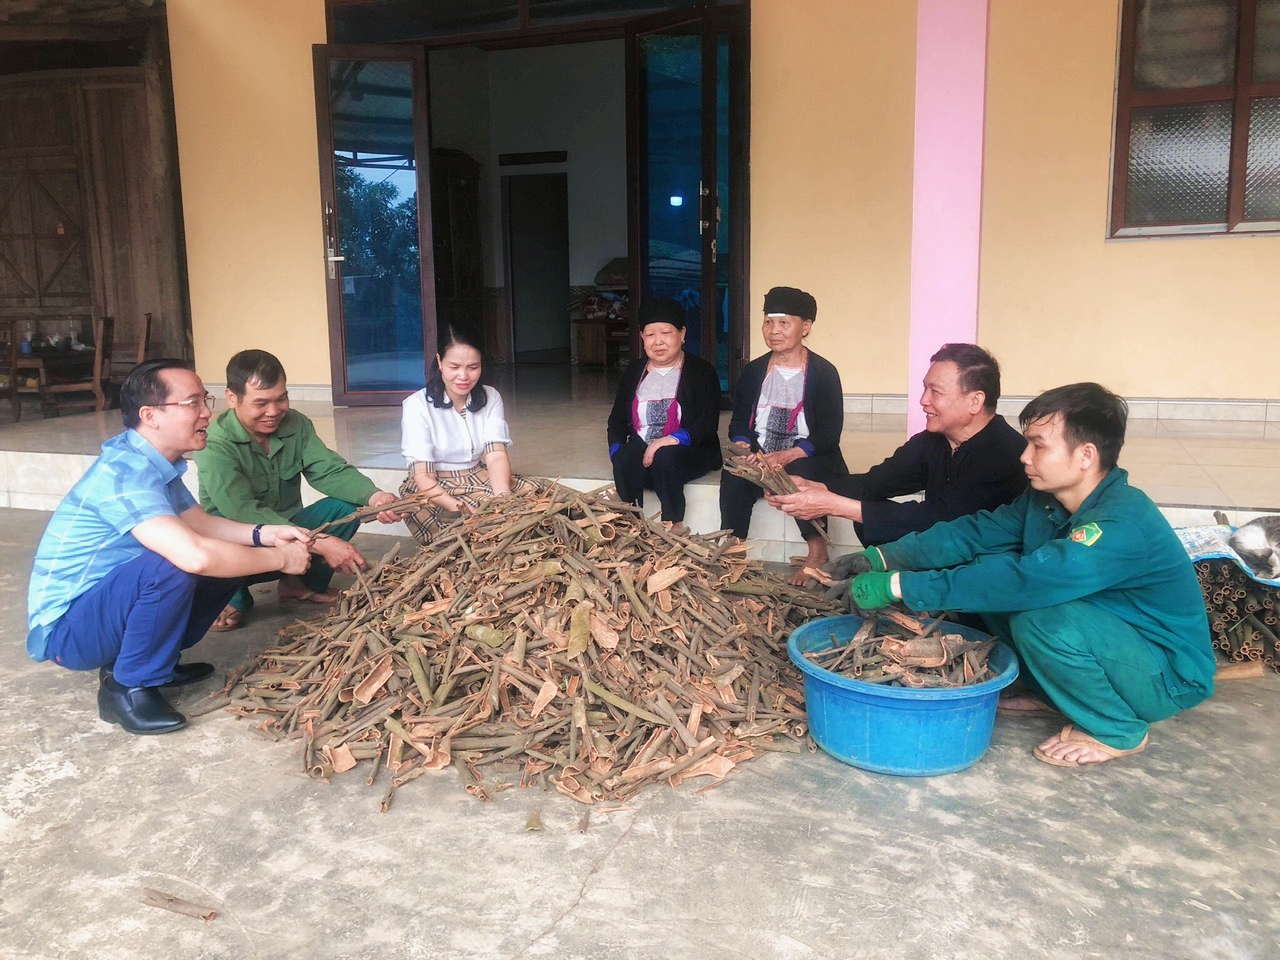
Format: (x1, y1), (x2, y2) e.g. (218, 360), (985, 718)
(2, 507), (1279, 960)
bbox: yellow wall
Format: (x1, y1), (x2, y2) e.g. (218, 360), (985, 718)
(167, 0), (331, 386)
(751, 0), (1280, 400)
(164, 0), (1279, 400)
(750, 0), (917, 395)
(981, 0), (1280, 399)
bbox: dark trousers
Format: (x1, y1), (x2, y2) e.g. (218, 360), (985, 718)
(612, 438), (717, 522)
(43, 550), (241, 688)
(719, 452), (843, 540)
(982, 602), (1187, 750)
(228, 497), (361, 612)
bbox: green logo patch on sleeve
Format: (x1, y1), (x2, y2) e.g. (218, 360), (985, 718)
(1069, 521), (1103, 546)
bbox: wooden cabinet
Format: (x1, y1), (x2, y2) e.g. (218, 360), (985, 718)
(429, 149), (483, 339)
(570, 286), (629, 367)
(572, 317), (606, 366)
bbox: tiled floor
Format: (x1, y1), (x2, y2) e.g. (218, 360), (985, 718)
(3, 365), (1278, 529)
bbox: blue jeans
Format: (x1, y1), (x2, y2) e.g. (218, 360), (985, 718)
(43, 550), (241, 687)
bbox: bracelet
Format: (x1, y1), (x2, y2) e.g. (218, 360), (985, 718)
(252, 524), (264, 547)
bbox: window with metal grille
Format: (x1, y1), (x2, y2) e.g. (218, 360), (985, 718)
(1112, 0), (1280, 235)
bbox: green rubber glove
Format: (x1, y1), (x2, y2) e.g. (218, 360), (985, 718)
(850, 571), (899, 611)
(822, 547), (885, 579)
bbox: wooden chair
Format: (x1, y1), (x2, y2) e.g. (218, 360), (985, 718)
(20, 316), (115, 418)
(1, 318), (18, 420)
(10, 317), (46, 422)
(134, 311), (152, 366)
(105, 311), (152, 406)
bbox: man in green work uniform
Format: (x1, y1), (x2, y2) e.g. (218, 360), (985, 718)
(194, 349), (403, 630)
(845, 382), (1215, 768)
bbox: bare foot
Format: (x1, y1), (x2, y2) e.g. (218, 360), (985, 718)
(996, 693), (1060, 718)
(278, 575), (339, 604)
(789, 541), (830, 585)
(1033, 724), (1149, 768)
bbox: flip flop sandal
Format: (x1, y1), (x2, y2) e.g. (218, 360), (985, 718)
(1033, 724), (1149, 768)
(209, 606), (244, 632)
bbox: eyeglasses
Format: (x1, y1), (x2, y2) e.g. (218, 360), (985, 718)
(151, 394), (217, 411)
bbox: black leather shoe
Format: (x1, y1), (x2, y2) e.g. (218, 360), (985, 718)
(99, 661), (215, 687)
(163, 661), (215, 687)
(97, 675), (187, 735)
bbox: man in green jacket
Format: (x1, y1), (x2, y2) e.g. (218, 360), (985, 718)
(846, 382), (1215, 768)
(194, 350), (403, 630)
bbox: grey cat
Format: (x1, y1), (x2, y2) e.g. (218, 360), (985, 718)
(1229, 516), (1280, 579)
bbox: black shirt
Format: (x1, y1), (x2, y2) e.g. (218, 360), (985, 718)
(829, 413), (1028, 546)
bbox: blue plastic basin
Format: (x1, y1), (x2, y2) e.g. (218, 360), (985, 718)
(788, 614), (1020, 776)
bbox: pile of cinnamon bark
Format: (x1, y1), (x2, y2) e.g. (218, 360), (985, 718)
(204, 486), (839, 809)
(802, 610), (997, 688)
(1196, 558), (1280, 674)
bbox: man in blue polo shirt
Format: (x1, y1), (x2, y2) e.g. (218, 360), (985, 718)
(27, 359), (313, 735)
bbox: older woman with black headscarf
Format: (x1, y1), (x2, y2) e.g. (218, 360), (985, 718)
(719, 285), (846, 580)
(606, 298), (722, 531)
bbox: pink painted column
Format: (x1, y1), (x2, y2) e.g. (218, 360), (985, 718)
(907, 0), (991, 436)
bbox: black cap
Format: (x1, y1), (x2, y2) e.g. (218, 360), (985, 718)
(763, 286), (817, 322)
(638, 298), (686, 330)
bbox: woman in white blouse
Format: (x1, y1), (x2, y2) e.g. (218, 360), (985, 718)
(399, 326), (541, 544)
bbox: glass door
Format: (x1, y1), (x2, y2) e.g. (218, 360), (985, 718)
(628, 7), (747, 393)
(313, 45), (435, 404)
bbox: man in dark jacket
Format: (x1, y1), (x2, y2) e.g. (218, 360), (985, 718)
(769, 343), (1025, 546)
(607, 298), (722, 528)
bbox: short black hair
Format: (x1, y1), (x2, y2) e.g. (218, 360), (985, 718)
(227, 349), (286, 397)
(930, 343), (1001, 412)
(1019, 382), (1128, 471)
(425, 324), (489, 412)
(121, 359), (193, 429)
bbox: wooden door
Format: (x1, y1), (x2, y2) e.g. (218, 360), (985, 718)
(0, 156), (92, 312)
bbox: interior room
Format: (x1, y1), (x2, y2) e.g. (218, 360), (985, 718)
(427, 39), (630, 366)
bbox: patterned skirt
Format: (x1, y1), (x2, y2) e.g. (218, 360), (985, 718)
(398, 465), (547, 546)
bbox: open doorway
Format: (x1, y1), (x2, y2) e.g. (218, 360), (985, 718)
(317, 1), (747, 402)
(0, 17), (188, 376)
(503, 172), (570, 362)
(425, 39), (628, 368)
